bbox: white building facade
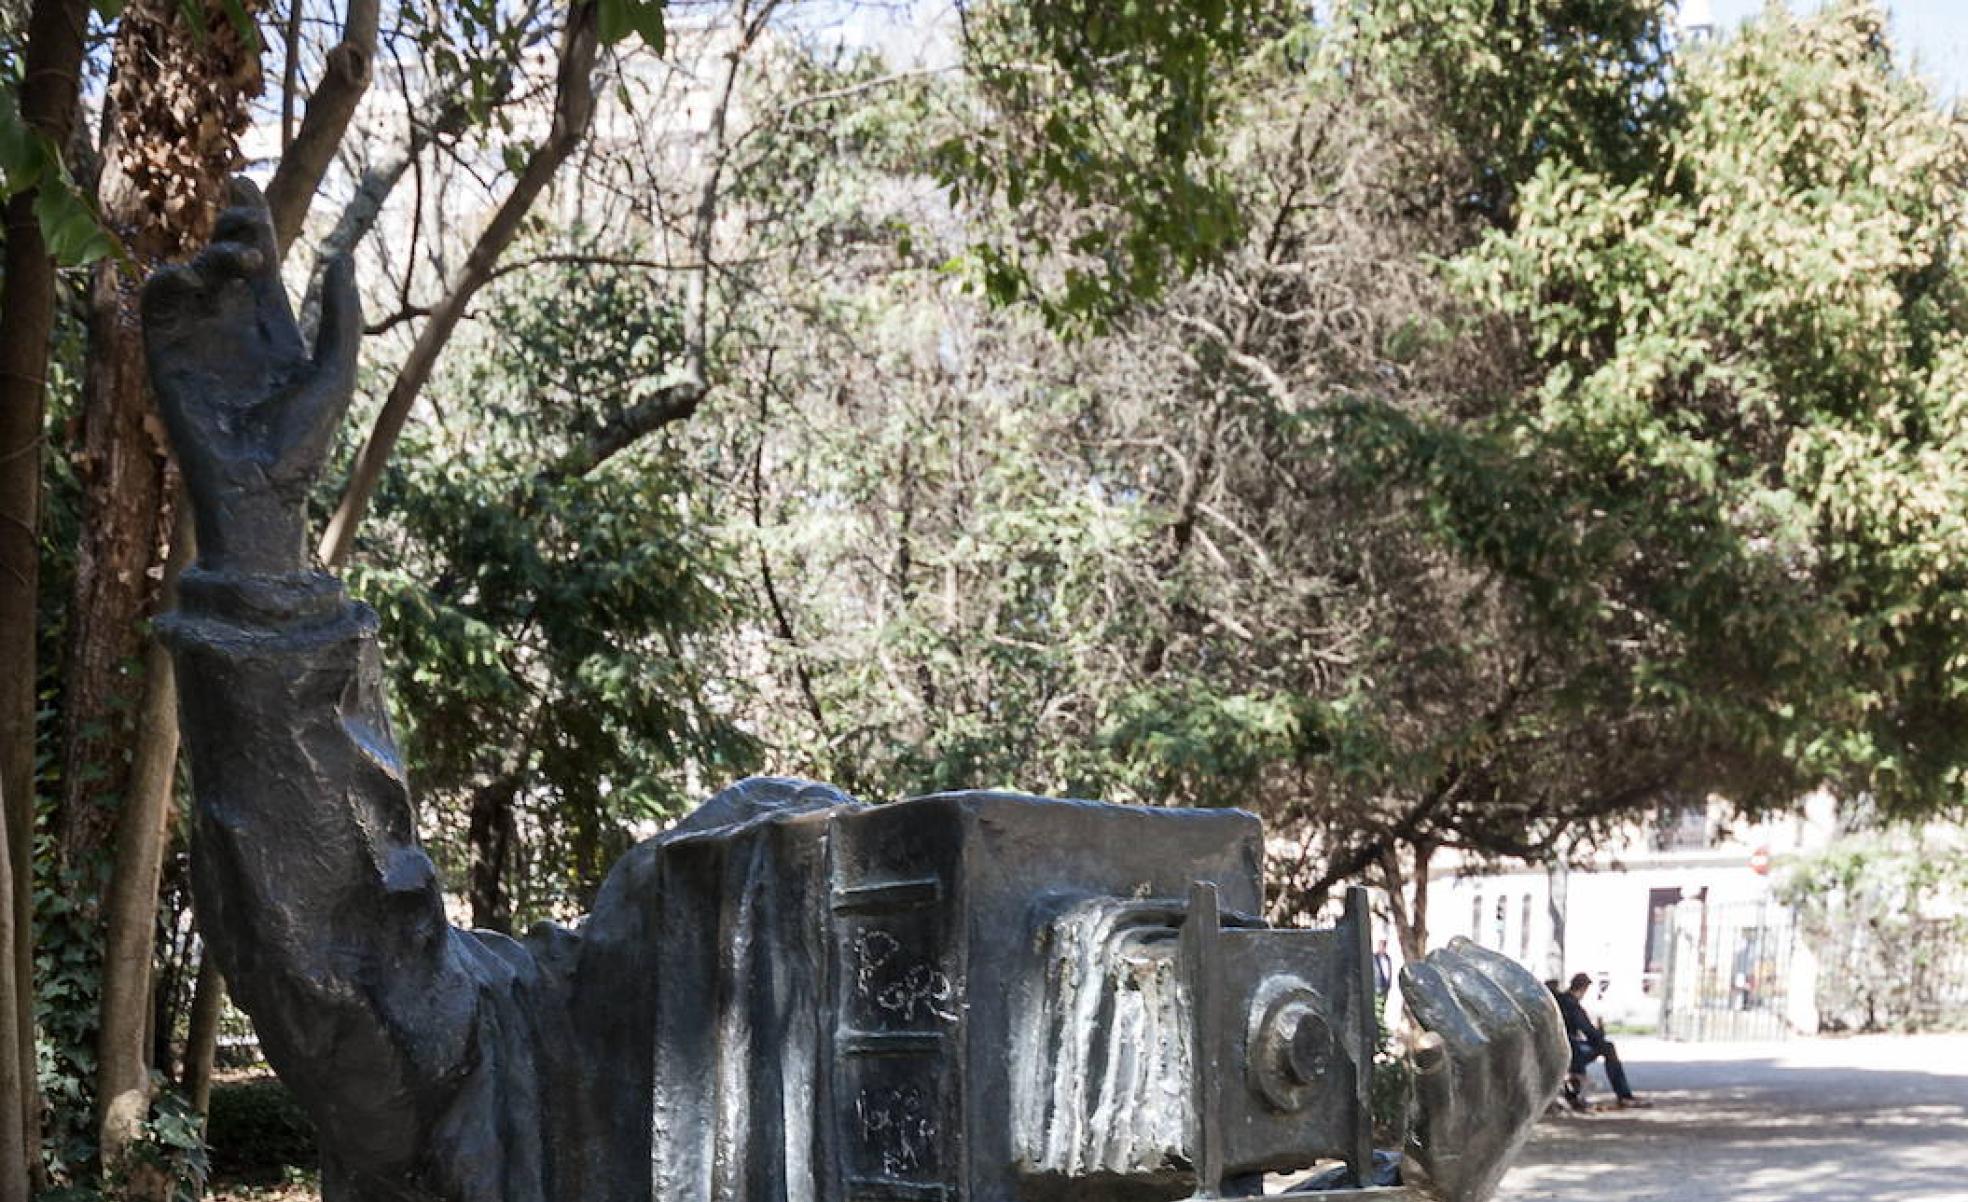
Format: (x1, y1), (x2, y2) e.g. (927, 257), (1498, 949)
(1421, 794), (1840, 1035)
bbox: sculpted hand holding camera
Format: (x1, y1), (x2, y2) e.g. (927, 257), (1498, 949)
(1398, 940), (1568, 1201)
(147, 182), (1559, 1202)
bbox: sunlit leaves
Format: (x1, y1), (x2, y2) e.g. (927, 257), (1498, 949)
(937, 0), (1292, 329)
(1344, 0), (1674, 218)
(1446, 0), (1968, 818)
(342, 254), (753, 920)
(596, 0), (665, 52)
(0, 94), (118, 265)
(1778, 828), (1968, 1028)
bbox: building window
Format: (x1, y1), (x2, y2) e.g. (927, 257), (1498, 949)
(1472, 894), (1483, 947)
(1492, 895), (1508, 950)
(1520, 893), (1534, 961)
(1651, 800), (1709, 851)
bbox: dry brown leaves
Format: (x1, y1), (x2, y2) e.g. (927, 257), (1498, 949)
(103, 0), (267, 259)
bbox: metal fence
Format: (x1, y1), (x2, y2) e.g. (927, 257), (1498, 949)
(1907, 919), (1968, 1030)
(1811, 915), (1968, 1033)
(1657, 898), (1799, 1042)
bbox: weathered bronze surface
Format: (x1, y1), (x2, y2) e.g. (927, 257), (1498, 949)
(146, 181), (1564, 1202)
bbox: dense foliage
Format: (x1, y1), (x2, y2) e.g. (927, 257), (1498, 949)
(1779, 826), (1968, 1030)
(1450, 2), (1968, 819)
(323, 0), (1968, 935)
(348, 263), (760, 927)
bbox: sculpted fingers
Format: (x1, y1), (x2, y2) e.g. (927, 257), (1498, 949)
(311, 254), (361, 392)
(143, 213), (265, 339)
(142, 264), (224, 447)
(188, 238), (265, 282)
(271, 255), (361, 488)
(1457, 940), (1569, 1090)
(1455, 939), (1553, 1023)
(141, 261), (205, 322)
(211, 177), (280, 270)
(1402, 945), (1558, 1202)
(1406, 1028), (1456, 1140)
(212, 177), (306, 363)
(1437, 940), (1528, 1052)
(1403, 957), (1485, 1058)
(140, 264), (209, 378)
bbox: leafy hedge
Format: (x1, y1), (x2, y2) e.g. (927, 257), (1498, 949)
(205, 1076), (317, 1182)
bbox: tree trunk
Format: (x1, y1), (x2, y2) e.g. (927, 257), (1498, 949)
(60, 0), (262, 872)
(1407, 839), (1432, 960)
(59, 259), (176, 868)
(0, 2), (95, 1177)
(0, 778), (26, 1202)
(180, 954), (223, 1119)
(319, 0), (602, 566)
(95, 516), (188, 1184)
(1378, 847), (1414, 961)
(1378, 838), (1434, 962)
(1545, 856), (1568, 981)
(66, 5), (262, 1194)
(467, 772), (521, 935)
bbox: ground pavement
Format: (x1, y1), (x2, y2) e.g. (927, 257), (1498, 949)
(1495, 1033), (1968, 1202)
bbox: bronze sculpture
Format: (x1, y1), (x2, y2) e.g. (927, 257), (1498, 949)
(146, 181), (1565, 1202)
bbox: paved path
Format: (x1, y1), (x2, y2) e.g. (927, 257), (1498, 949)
(1496, 1034), (1968, 1202)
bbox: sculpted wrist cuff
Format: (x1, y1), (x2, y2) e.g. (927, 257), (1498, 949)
(174, 567), (347, 627)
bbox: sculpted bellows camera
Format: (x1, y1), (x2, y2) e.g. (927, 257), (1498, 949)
(648, 792), (1385, 1202)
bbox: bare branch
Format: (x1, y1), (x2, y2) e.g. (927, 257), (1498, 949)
(279, 0), (303, 152)
(538, 379), (708, 484)
(362, 304), (432, 336)
(320, 2), (604, 566)
(299, 12), (543, 320)
(266, 0), (381, 255)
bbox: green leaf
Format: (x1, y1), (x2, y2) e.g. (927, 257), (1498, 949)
(596, 0), (666, 52)
(0, 93), (119, 266)
(35, 183), (117, 266)
(0, 94), (52, 197)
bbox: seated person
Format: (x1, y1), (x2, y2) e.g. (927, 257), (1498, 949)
(1555, 973), (1651, 1109)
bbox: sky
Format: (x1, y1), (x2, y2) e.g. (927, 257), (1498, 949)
(1704, 0), (1968, 101)
(832, 2), (1968, 103)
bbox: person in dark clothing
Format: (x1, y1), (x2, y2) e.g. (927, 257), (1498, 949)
(1555, 973), (1651, 1109)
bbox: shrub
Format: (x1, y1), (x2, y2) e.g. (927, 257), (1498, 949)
(204, 1076), (317, 1183)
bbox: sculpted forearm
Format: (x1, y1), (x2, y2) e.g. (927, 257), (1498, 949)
(164, 567), (476, 1161)
(148, 182), (492, 1180)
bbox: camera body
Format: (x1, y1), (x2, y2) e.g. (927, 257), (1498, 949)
(647, 792), (1386, 1202)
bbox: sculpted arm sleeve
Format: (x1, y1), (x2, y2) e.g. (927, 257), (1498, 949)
(163, 568), (482, 1175)
(146, 184), (570, 1202)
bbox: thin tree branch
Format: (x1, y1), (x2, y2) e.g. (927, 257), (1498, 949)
(363, 303), (431, 336)
(537, 378), (708, 483)
(747, 367), (829, 739)
(266, 0), (381, 254)
(280, 0), (303, 152)
(320, 1), (603, 566)
(297, 6), (542, 323)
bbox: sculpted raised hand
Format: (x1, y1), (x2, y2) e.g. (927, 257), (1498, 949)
(1399, 938), (1569, 1202)
(142, 177), (360, 574)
